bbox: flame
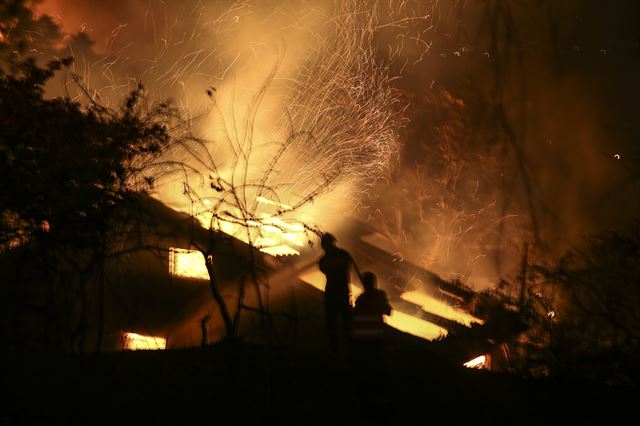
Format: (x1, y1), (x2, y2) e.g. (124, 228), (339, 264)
(169, 248), (209, 280)
(400, 291), (484, 327)
(463, 355), (488, 369)
(193, 198), (307, 257)
(387, 311), (448, 340)
(123, 332), (166, 350)
(259, 245), (301, 257)
(135, 2), (400, 264)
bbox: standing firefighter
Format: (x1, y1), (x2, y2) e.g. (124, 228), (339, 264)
(319, 233), (355, 351)
(352, 271), (393, 414)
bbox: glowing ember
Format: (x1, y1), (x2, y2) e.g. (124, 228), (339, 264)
(400, 291), (484, 327)
(169, 248), (209, 280)
(123, 332), (166, 350)
(463, 355), (488, 369)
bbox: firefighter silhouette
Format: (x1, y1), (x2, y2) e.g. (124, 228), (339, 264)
(352, 271), (393, 421)
(319, 233), (355, 351)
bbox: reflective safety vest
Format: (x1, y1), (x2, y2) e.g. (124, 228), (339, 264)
(352, 314), (386, 341)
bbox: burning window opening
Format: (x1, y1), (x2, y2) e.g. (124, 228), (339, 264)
(122, 332), (167, 350)
(463, 355), (489, 370)
(169, 248), (209, 280)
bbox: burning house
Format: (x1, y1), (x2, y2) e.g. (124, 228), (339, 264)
(0, 1), (538, 374)
(84, 194), (492, 356)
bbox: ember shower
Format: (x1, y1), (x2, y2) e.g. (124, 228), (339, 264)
(30, 0), (640, 290)
(29, 0), (549, 288)
(35, 1), (400, 241)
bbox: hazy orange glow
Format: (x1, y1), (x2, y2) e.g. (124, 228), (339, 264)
(400, 291), (484, 327)
(169, 248), (209, 281)
(298, 268), (362, 304)
(123, 332), (167, 350)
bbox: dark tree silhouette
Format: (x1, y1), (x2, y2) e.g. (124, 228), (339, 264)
(534, 229), (640, 384)
(0, 53), (179, 351)
(0, 0), (62, 68)
(0, 58), (172, 251)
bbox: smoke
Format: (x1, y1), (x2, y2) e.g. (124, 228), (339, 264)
(15, 0), (640, 290)
(21, 2), (395, 225)
(365, 0), (640, 288)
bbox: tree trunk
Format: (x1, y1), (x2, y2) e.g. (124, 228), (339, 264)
(205, 258), (235, 340)
(519, 242), (529, 311)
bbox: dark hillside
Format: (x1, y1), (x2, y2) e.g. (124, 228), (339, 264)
(5, 339), (637, 425)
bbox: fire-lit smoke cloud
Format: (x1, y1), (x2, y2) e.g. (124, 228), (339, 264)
(366, 0), (640, 288)
(30, 1), (406, 230)
(24, 0), (640, 290)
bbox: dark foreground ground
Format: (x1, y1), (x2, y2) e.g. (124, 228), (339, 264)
(4, 340), (638, 426)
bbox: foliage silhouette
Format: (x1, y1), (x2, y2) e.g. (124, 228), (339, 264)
(0, 50), (181, 351)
